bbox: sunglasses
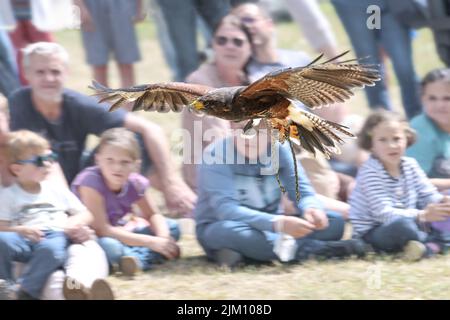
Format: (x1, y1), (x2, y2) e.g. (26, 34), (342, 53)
(16, 152), (58, 167)
(240, 16), (258, 24)
(215, 36), (246, 48)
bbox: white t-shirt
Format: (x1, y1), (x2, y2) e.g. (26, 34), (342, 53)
(0, 181), (86, 230)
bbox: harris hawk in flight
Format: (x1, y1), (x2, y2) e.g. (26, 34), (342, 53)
(90, 51), (380, 200)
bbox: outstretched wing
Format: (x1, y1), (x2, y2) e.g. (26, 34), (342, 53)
(237, 51), (381, 109)
(89, 80), (213, 112)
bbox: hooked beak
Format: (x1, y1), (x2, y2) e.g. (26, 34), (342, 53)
(191, 100), (205, 110)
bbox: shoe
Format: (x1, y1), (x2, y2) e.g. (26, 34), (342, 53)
(0, 280), (17, 300)
(90, 279), (115, 300)
(403, 240), (427, 262)
(318, 239), (368, 259)
(120, 256), (141, 277)
(63, 276), (90, 300)
(214, 248), (244, 268)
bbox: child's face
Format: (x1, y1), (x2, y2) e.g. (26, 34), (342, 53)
(96, 144), (138, 190)
(422, 81), (450, 129)
(11, 149), (55, 184)
(371, 121), (407, 169)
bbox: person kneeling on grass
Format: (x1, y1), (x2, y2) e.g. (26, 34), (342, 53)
(0, 130), (105, 300)
(349, 111), (450, 262)
(194, 120), (367, 268)
(71, 128), (180, 277)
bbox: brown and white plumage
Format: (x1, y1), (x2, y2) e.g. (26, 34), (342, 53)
(90, 51), (380, 159)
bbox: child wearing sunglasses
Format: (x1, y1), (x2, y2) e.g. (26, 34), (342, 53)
(71, 128), (180, 277)
(0, 130), (94, 299)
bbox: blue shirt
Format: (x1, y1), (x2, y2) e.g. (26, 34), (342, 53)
(9, 87), (126, 183)
(406, 114), (450, 178)
(195, 137), (323, 234)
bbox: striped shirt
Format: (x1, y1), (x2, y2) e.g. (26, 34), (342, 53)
(349, 155), (443, 238)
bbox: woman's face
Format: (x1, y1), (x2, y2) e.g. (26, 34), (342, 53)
(213, 24), (251, 69)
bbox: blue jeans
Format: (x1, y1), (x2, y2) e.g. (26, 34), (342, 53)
(196, 211), (345, 262)
(0, 231), (69, 298)
(364, 217), (430, 252)
(98, 219), (180, 271)
(155, 0), (229, 81)
(331, 0), (422, 119)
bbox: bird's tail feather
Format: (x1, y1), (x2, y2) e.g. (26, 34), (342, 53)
(287, 106), (354, 159)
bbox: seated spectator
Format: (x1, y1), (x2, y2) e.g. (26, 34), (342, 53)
(71, 128), (180, 276)
(195, 120), (367, 268)
(350, 111), (450, 262)
(8, 41), (196, 216)
(406, 68), (450, 193)
(182, 14), (251, 192)
(0, 130), (97, 299)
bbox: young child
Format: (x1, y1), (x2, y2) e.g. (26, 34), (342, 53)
(0, 130), (93, 299)
(71, 128), (180, 276)
(349, 111), (450, 261)
(406, 68), (450, 192)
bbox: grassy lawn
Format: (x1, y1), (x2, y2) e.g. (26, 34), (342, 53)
(53, 2), (449, 300)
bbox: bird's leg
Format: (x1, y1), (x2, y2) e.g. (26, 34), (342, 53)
(267, 119), (286, 195)
(243, 119), (255, 133)
(286, 125), (300, 203)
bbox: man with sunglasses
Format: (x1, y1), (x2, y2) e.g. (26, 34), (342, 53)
(7, 42), (196, 217)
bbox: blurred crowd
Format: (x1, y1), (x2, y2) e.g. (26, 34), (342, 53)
(0, 0), (449, 300)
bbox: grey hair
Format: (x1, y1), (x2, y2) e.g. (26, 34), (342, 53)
(22, 42), (69, 68)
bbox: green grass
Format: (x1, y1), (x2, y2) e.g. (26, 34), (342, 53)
(53, 3), (449, 300)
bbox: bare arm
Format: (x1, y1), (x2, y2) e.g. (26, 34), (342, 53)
(78, 185), (156, 246)
(66, 209), (93, 227)
(134, 194), (170, 239)
(124, 114), (173, 187)
(430, 178), (450, 192)
(316, 194), (349, 219)
(73, 0), (95, 32)
(124, 113), (197, 213)
(78, 185), (180, 258)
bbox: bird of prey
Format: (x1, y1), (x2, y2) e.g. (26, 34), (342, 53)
(90, 51), (380, 200)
